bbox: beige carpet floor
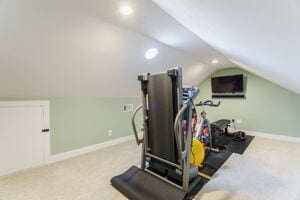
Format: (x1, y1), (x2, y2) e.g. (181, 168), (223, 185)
(0, 137), (300, 200)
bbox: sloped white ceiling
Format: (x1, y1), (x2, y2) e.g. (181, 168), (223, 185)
(0, 0), (233, 98)
(152, 0), (300, 94)
(82, 0), (233, 69)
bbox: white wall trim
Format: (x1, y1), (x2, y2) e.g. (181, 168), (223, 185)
(47, 134), (136, 164)
(246, 130), (300, 143)
(0, 101), (51, 164)
(228, 127), (300, 143)
(0, 101), (49, 108)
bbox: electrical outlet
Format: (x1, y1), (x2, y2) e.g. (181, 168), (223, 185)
(108, 130), (113, 136)
(123, 104), (134, 112)
(232, 119), (242, 124)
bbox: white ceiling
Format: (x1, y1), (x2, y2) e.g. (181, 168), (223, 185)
(0, 0), (234, 98)
(82, 0), (233, 68)
(152, 0), (300, 94)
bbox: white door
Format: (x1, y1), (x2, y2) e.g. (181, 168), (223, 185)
(0, 106), (45, 176)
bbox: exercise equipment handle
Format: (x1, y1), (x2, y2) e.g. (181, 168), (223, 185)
(174, 102), (190, 161)
(132, 105), (143, 145)
(196, 100), (220, 107)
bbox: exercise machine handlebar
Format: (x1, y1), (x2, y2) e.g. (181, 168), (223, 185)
(132, 105), (143, 145)
(196, 100), (220, 107)
(174, 101), (190, 161)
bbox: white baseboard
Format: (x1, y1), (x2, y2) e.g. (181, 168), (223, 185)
(228, 127), (300, 143)
(47, 135), (135, 164)
(246, 130), (300, 143)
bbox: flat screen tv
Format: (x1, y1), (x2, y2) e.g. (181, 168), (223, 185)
(211, 74), (245, 98)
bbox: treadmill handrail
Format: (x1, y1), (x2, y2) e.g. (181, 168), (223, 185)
(132, 105), (143, 145)
(173, 100), (190, 162)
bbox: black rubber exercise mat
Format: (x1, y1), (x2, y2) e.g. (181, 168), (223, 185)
(227, 135), (254, 154)
(199, 150), (232, 177)
(214, 135), (255, 155)
(184, 178), (209, 200)
(111, 166), (187, 200)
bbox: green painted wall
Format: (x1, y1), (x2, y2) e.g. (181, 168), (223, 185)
(50, 98), (141, 155)
(1, 98), (142, 155)
(196, 67), (300, 137)
(3, 68), (300, 155)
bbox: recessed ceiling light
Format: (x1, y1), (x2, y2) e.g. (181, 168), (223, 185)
(119, 6), (133, 15)
(212, 59), (219, 64)
(145, 48), (158, 60)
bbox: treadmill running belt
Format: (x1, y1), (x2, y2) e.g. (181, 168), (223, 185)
(111, 166), (187, 200)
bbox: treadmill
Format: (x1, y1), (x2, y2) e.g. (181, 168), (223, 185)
(111, 67), (201, 200)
